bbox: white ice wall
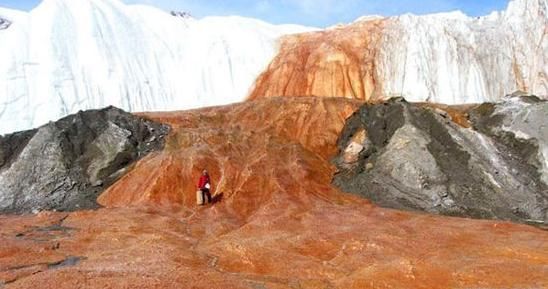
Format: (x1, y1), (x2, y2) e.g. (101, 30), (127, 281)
(377, 0), (547, 104)
(0, 0), (312, 134)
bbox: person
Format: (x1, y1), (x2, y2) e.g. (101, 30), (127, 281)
(196, 169), (211, 205)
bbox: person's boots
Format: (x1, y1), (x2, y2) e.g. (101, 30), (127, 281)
(196, 190), (204, 205)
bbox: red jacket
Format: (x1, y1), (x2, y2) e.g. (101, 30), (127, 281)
(197, 175), (210, 189)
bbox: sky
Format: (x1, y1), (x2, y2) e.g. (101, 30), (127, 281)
(0, 0), (511, 27)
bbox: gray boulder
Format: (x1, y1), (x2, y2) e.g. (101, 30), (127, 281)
(333, 96), (547, 224)
(0, 106), (169, 214)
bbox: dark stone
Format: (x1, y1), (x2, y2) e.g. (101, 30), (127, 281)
(333, 97), (548, 224)
(0, 106), (170, 214)
(0, 18), (11, 30)
(170, 11), (192, 18)
(47, 256), (86, 269)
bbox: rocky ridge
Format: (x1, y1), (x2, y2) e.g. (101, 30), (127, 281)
(0, 107), (169, 214)
(333, 96), (548, 224)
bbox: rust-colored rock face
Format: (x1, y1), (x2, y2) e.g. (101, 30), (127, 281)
(1, 97), (547, 288)
(98, 97), (362, 216)
(249, 20), (386, 101)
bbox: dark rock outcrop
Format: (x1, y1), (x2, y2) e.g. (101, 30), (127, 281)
(0, 106), (169, 214)
(0, 17), (11, 30)
(333, 96), (548, 224)
(170, 11), (192, 18)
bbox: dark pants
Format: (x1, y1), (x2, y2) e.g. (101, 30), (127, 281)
(200, 188), (212, 204)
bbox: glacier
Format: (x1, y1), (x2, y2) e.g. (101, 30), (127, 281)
(377, 0), (547, 104)
(249, 0), (546, 105)
(0, 0), (547, 134)
(0, 0), (313, 134)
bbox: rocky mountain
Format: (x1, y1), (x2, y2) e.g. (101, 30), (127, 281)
(0, 97), (547, 288)
(0, 107), (168, 214)
(1, 0), (546, 134)
(333, 95), (548, 224)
